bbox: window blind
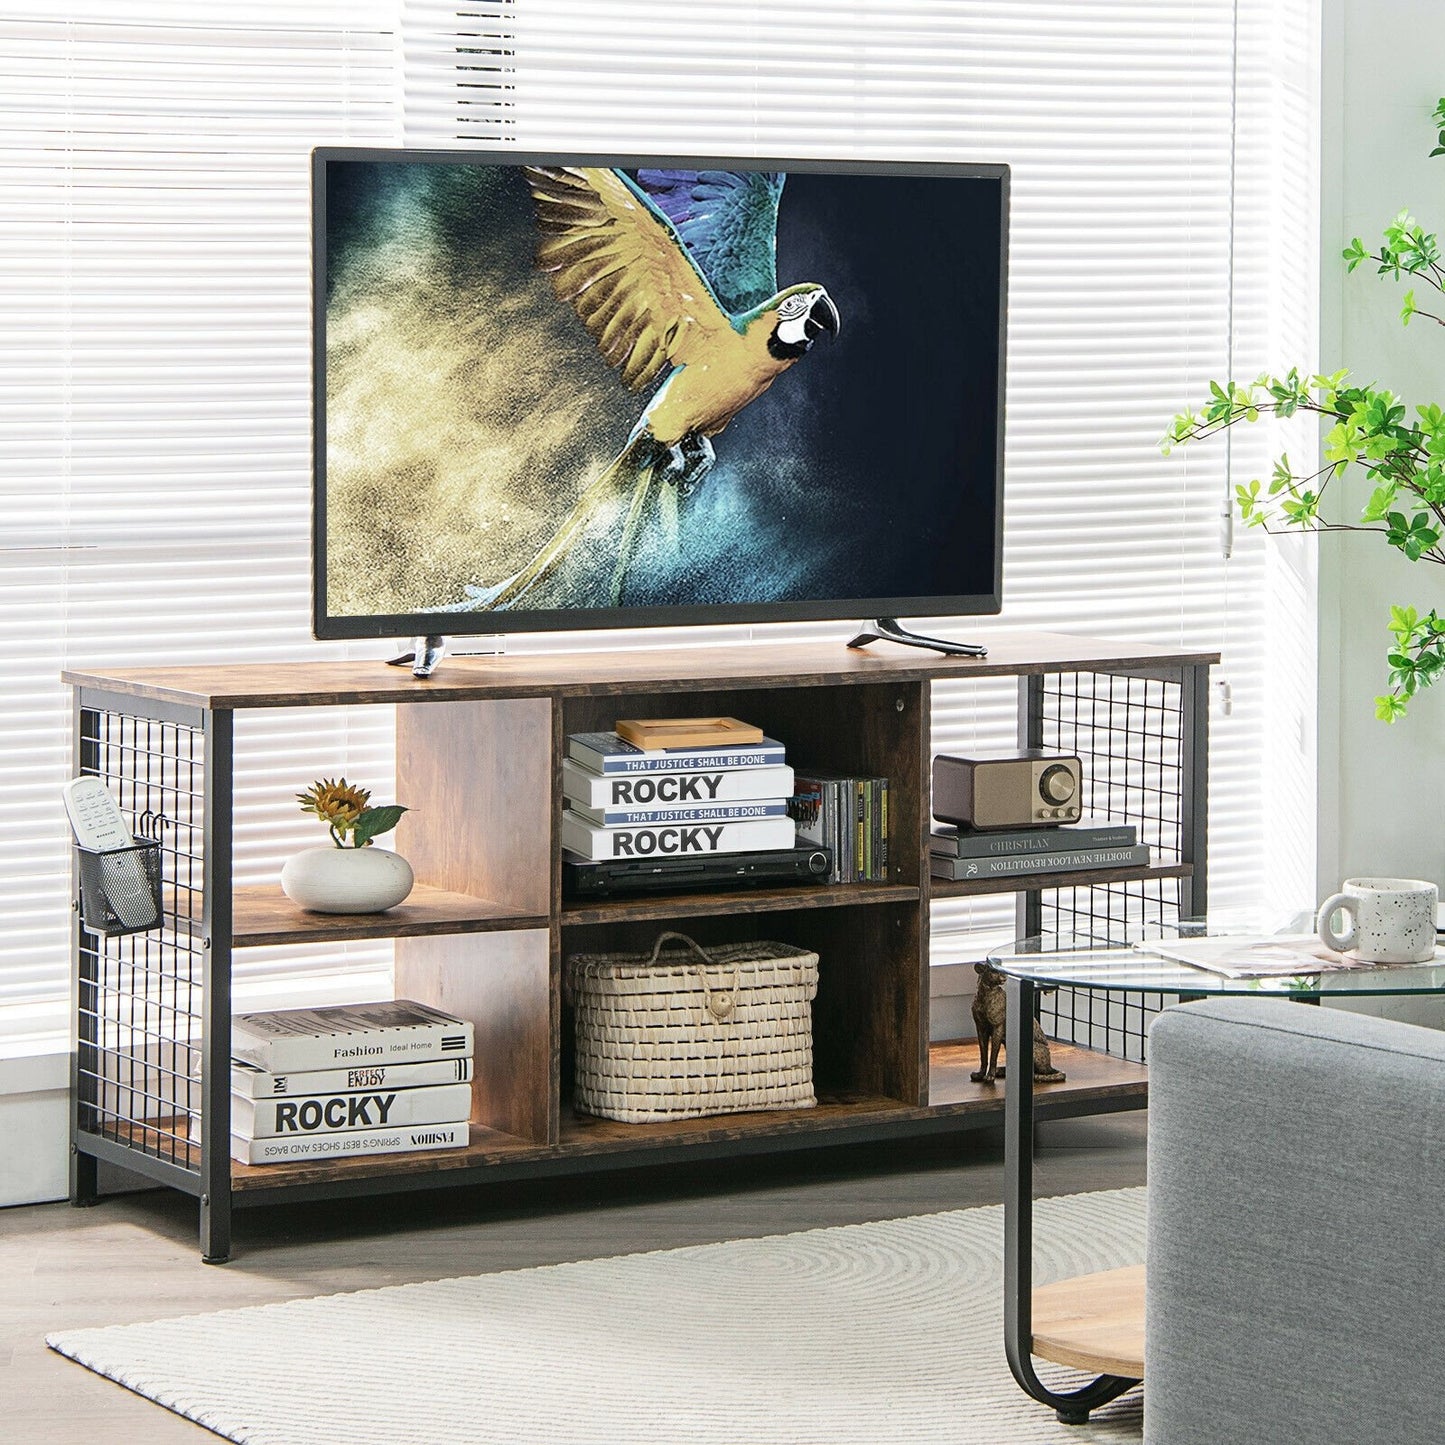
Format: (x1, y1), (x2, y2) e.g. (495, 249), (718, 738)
(401, 0), (1320, 952)
(1, 0), (1321, 1045)
(0, 4), (403, 1042)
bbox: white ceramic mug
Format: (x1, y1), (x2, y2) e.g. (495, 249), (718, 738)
(1316, 877), (1439, 964)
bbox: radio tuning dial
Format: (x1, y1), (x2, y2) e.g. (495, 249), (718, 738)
(1039, 764), (1076, 805)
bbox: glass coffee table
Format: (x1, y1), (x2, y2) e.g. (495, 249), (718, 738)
(987, 925), (1445, 1424)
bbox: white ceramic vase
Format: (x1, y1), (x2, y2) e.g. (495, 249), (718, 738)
(280, 845), (414, 914)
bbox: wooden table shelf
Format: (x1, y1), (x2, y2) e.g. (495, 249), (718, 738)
(1031, 1264), (1146, 1379)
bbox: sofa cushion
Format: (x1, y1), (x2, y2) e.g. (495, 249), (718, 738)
(1144, 997), (1445, 1445)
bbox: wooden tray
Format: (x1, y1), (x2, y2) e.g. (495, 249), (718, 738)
(615, 716), (763, 749)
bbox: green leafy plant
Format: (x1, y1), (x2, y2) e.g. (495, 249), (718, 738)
(296, 777), (409, 848)
(1163, 96), (1445, 720)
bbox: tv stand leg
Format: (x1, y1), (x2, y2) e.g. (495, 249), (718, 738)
(847, 617), (987, 658)
(387, 635), (447, 679)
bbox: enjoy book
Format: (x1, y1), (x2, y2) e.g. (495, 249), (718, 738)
(231, 1055), (473, 1100)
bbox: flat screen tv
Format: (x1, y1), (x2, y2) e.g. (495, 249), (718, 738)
(312, 148), (1008, 647)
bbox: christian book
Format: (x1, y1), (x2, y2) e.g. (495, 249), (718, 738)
(567, 731), (785, 775)
(930, 844), (1151, 881)
(559, 813), (796, 862)
(232, 1081), (474, 1140)
(231, 1120), (470, 1166)
(565, 797), (790, 828)
(230, 999), (474, 1074)
(561, 757), (795, 809)
(930, 818), (1138, 858)
(230, 1055), (473, 1100)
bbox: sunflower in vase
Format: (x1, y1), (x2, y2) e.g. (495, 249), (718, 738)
(282, 778), (414, 914)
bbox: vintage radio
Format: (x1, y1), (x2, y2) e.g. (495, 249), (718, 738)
(932, 749), (1083, 830)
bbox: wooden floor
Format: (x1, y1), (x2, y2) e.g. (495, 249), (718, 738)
(0, 1114), (1147, 1443)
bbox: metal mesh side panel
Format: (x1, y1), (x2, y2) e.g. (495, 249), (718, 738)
(75, 708), (203, 1169)
(1036, 671), (1187, 1063)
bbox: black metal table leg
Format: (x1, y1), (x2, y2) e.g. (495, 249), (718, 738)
(1003, 974), (1139, 1424)
(199, 708), (234, 1264)
(69, 698), (101, 1208)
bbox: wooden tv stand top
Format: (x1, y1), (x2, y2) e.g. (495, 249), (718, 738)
(65, 630), (1220, 710)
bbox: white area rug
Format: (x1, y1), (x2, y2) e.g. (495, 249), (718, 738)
(48, 1188), (1146, 1445)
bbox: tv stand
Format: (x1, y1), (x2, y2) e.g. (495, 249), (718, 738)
(387, 634), (448, 678)
(63, 632), (1215, 1262)
(847, 617), (988, 658)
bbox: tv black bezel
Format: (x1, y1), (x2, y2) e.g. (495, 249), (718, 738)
(311, 146), (1010, 642)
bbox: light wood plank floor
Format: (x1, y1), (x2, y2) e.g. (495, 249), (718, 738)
(0, 1116), (1146, 1443)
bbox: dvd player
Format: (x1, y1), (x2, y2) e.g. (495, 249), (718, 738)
(563, 846), (832, 898)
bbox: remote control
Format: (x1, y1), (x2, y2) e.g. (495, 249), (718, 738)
(63, 777), (159, 930)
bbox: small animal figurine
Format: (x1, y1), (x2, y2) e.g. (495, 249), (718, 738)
(970, 962), (1066, 1085)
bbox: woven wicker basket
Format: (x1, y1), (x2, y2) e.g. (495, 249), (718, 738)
(565, 931), (819, 1124)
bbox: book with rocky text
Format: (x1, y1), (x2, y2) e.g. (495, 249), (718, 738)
(232, 1081), (474, 1140)
(231, 1119), (470, 1166)
(230, 999), (473, 1074)
(230, 1055), (473, 1099)
(561, 758), (794, 809)
(560, 813), (795, 862)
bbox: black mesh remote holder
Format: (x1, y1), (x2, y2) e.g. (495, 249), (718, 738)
(76, 840), (163, 937)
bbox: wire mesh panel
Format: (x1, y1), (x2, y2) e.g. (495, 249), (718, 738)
(75, 705), (205, 1173)
(1032, 669), (1193, 1063)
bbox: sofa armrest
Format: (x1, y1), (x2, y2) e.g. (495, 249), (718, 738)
(1144, 997), (1445, 1445)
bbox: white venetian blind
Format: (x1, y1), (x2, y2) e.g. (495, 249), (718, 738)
(0, 4), (403, 1042)
(401, 0), (1320, 948)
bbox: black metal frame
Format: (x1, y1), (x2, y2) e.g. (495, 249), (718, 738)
(1000, 659), (1210, 1422)
(1015, 663), (1211, 1065)
(68, 688), (236, 1259)
(1004, 973), (1141, 1423)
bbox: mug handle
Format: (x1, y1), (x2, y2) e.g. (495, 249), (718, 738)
(1317, 892), (1359, 952)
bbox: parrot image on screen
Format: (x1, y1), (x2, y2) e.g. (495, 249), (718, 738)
(467, 165), (840, 609)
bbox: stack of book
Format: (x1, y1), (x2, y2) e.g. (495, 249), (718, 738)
(930, 817), (1148, 882)
(561, 727), (796, 862)
(790, 771), (890, 884)
(229, 999), (474, 1165)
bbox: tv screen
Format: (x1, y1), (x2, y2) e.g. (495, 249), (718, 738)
(312, 149), (1008, 639)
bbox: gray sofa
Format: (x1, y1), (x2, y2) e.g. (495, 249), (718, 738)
(1145, 996), (1445, 1445)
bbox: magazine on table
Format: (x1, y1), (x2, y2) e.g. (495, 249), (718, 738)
(1139, 933), (1443, 979)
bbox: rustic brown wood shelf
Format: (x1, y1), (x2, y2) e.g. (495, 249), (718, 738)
(927, 1040), (1149, 1112)
(231, 883), (549, 946)
(66, 632), (1214, 1260)
(561, 881), (920, 927)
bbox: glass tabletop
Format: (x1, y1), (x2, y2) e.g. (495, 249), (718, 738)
(987, 920), (1445, 997)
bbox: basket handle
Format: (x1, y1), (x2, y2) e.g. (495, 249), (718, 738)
(648, 931), (741, 1022)
(646, 930), (715, 967)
